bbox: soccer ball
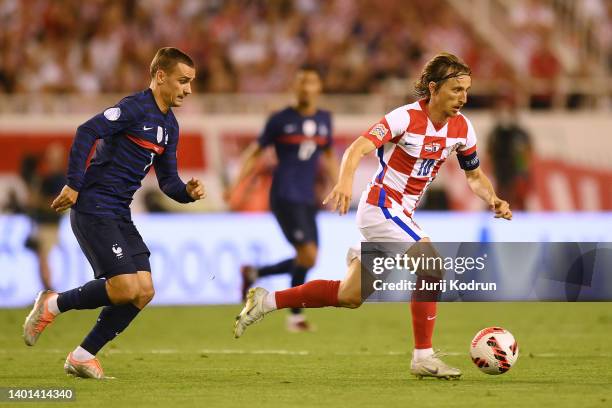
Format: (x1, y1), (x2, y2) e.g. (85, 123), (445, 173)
(470, 327), (519, 375)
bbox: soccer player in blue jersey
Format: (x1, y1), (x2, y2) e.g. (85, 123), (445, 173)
(229, 66), (338, 332)
(22, 47), (205, 379)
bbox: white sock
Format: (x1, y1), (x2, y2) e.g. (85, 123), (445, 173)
(46, 294), (60, 316)
(287, 313), (306, 324)
(262, 291), (277, 313)
(72, 346), (95, 362)
(413, 348), (434, 362)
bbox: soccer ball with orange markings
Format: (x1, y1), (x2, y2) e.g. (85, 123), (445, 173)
(470, 327), (519, 375)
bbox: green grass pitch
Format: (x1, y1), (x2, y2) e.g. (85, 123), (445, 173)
(1, 303), (611, 407)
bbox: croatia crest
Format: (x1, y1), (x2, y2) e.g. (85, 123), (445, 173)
(369, 123), (388, 141)
(424, 142), (441, 153)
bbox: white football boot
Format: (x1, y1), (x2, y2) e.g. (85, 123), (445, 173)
(410, 351), (462, 380)
(234, 287), (270, 338)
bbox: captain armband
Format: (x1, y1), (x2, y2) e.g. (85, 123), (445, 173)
(457, 151), (480, 171)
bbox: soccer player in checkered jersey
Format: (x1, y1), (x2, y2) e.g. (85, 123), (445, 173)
(234, 53), (512, 379)
(22, 48), (206, 379)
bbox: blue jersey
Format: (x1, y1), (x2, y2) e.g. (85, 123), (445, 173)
(66, 89), (192, 218)
(258, 107), (333, 204)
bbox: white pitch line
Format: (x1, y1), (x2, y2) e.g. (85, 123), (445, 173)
(199, 349), (310, 356)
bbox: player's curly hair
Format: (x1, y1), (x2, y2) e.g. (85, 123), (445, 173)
(150, 47), (194, 78)
(414, 52), (471, 99)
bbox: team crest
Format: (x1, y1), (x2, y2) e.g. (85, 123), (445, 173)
(157, 126), (164, 143)
(424, 142), (441, 153)
(112, 243), (124, 259)
(302, 120), (317, 137)
(369, 123), (388, 141)
(103, 107), (121, 121)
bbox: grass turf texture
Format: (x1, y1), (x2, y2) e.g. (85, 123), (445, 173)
(1, 303), (611, 407)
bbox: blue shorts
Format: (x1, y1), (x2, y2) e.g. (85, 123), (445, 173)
(270, 199), (318, 246)
(70, 209), (151, 279)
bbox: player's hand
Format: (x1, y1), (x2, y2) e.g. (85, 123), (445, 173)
(490, 197), (512, 220)
(51, 185), (79, 212)
(186, 177), (206, 200)
(323, 182), (352, 215)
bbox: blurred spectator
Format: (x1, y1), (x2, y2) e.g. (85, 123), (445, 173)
(529, 36), (561, 109)
(487, 97), (533, 210)
(0, 0), (489, 96)
(418, 189), (450, 210)
(0, 0), (609, 106)
(142, 189), (170, 213)
(20, 144), (67, 291)
(528, 34), (561, 109)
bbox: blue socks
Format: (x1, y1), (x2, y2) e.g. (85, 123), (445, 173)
(57, 279), (111, 312)
(55, 278), (144, 356)
(290, 265), (309, 315)
(257, 258), (295, 277)
(80, 303), (141, 355)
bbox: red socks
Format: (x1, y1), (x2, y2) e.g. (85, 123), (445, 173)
(410, 300), (437, 349)
(411, 275), (440, 349)
(273, 276), (437, 350)
(275, 280), (341, 309)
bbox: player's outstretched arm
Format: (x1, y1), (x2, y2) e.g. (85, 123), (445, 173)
(323, 136), (376, 215)
(154, 136), (205, 203)
(464, 168), (512, 220)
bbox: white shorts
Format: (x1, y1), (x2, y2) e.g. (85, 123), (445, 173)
(346, 192), (429, 265)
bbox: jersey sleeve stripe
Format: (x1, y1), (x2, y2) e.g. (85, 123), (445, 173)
(375, 147), (388, 183)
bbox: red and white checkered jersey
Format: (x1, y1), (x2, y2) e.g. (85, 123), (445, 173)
(362, 99), (477, 216)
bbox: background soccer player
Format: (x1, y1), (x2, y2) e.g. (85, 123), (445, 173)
(22, 47), (206, 379)
(234, 53), (512, 379)
(228, 66), (338, 332)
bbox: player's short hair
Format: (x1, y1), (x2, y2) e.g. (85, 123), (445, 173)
(149, 47), (194, 78)
(414, 52), (471, 99)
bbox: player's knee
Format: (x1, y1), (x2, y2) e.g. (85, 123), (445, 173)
(296, 245), (317, 268)
(296, 255), (316, 269)
(112, 284), (140, 304)
(338, 287), (363, 309)
(139, 286), (155, 306)
(340, 294), (363, 309)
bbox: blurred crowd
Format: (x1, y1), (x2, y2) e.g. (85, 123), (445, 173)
(0, 0), (609, 102)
